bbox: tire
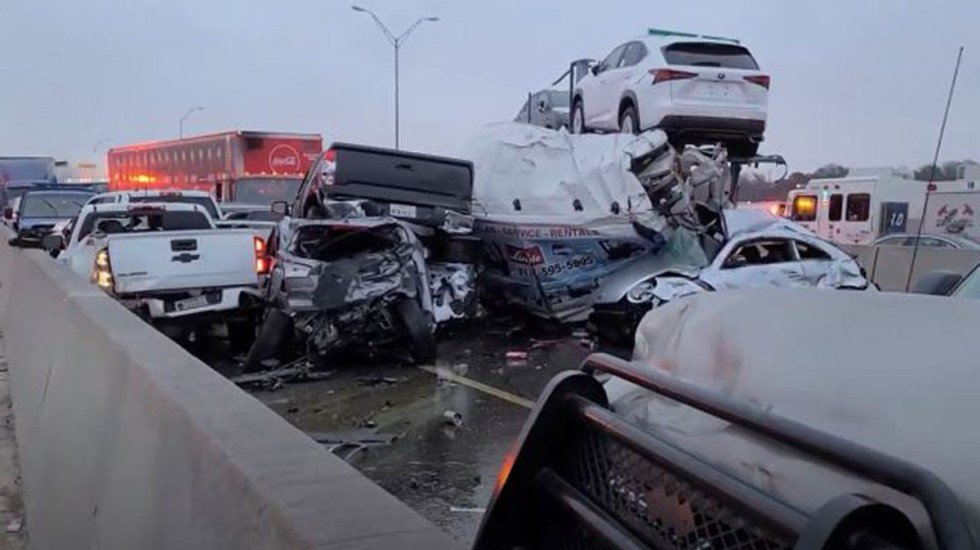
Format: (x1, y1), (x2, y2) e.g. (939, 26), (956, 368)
(619, 104), (640, 134)
(393, 299), (436, 364)
(227, 315), (257, 354)
(431, 236), (482, 263)
(727, 141), (760, 160)
(243, 308), (293, 373)
(571, 100), (587, 134)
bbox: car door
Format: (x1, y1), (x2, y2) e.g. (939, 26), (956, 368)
(583, 43), (627, 129)
(596, 42), (647, 129)
(793, 239), (837, 285)
(700, 237), (807, 290)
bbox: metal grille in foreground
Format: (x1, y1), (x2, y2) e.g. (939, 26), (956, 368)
(560, 427), (792, 550)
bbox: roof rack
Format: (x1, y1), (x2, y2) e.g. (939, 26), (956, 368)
(648, 27), (740, 44)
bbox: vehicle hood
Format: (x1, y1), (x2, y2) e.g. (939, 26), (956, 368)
(608, 289), (980, 528)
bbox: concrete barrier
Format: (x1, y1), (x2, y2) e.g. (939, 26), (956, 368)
(842, 243), (980, 291)
(0, 234), (459, 550)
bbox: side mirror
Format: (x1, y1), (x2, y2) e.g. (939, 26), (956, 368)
(2, 207), (12, 220)
(591, 65), (601, 76)
(271, 201), (290, 216)
(42, 233), (65, 253)
(911, 271), (963, 296)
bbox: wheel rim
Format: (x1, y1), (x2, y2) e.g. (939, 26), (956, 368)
(620, 112), (635, 134)
(573, 108), (584, 134)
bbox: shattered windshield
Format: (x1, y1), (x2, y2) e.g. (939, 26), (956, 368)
(20, 192), (91, 218)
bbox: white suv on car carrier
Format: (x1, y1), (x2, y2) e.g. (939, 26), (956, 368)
(572, 28), (769, 157)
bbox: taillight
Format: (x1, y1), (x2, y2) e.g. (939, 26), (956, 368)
(254, 236), (270, 275)
(92, 248), (115, 292)
(650, 69), (697, 85)
(744, 74), (771, 89)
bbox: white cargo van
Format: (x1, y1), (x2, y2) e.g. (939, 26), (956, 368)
(787, 167), (971, 245)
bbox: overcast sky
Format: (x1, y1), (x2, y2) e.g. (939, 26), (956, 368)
(1, 1), (978, 174)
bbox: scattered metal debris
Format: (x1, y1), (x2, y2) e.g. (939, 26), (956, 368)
(230, 355), (334, 390)
(443, 410), (464, 427)
(449, 506), (486, 514)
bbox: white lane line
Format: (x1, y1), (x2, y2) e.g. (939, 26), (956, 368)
(418, 365), (535, 410)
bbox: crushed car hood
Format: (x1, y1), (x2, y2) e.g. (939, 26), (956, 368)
(607, 289), (980, 530)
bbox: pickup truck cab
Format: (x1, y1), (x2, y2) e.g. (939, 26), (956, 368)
(54, 202), (264, 325)
(86, 189), (222, 220)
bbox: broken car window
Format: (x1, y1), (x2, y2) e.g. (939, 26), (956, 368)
(723, 239), (794, 268)
(77, 211), (211, 240)
(290, 224), (406, 263)
(795, 240), (832, 260)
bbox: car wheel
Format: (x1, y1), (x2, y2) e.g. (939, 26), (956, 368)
(571, 101), (587, 134)
(619, 104), (640, 135)
(393, 298), (436, 364)
(243, 308), (293, 372)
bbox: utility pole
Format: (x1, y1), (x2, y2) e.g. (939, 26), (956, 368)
(352, 6), (438, 150)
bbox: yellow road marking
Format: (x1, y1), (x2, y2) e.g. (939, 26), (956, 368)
(418, 365), (535, 410)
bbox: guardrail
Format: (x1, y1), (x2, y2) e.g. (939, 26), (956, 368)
(842, 244), (980, 291)
(0, 231), (458, 549)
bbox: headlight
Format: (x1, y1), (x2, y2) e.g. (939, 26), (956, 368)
(626, 281), (656, 304)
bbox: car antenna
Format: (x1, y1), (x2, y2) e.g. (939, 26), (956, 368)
(905, 46), (964, 292)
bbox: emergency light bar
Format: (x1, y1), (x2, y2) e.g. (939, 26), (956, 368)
(647, 28), (740, 44)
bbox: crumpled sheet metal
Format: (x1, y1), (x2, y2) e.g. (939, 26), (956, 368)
(608, 289), (980, 528)
(428, 262), (477, 323)
(464, 122), (666, 224)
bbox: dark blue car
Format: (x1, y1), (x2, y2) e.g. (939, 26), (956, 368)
(7, 189), (94, 247)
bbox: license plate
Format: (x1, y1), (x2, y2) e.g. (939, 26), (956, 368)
(174, 295), (209, 312)
(389, 203), (417, 218)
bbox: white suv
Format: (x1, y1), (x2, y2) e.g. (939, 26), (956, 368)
(572, 30), (769, 157)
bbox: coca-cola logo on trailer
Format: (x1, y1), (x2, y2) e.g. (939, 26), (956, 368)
(269, 144), (301, 173)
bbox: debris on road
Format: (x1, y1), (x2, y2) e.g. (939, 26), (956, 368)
(5, 517), (21, 534)
(357, 375), (402, 387)
(505, 350), (528, 361)
(443, 410), (464, 427)
(230, 356), (333, 390)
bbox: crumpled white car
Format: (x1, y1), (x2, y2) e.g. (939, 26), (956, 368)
(590, 209), (873, 345)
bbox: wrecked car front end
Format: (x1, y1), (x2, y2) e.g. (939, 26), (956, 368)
(247, 217), (437, 370)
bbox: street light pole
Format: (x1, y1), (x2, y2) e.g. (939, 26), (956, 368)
(352, 6), (438, 150)
(179, 106), (205, 139)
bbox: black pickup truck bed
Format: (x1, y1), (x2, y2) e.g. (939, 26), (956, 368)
(324, 142), (473, 227)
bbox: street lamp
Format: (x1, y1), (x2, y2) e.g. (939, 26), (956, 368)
(179, 106), (205, 139)
(352, 5), (438, 150)
(92, 137), (111, 154)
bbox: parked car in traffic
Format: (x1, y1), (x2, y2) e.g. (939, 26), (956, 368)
(85, 189), (222, 220)
(6, 188), (94, 247)
(515, 89), (570, 130)
(49, 202), (264, 345)
(589, 209), (872, 346)
(571, 29), (768, 157)
(872, 232), (980, 249)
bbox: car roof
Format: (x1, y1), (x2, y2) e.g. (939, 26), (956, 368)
(97, 189), (212, 198)
(79, 201), (205, 215)
(636, 32), (747, 50)
(21, 188), (94, 196)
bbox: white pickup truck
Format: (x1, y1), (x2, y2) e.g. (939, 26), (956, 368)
(50, 202), (264, 341)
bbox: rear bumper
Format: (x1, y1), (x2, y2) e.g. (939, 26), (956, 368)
(656, 115), (766, 142)
(122, 286), (261, 321)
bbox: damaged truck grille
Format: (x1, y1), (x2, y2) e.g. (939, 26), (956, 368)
(551, 425), (790, 550)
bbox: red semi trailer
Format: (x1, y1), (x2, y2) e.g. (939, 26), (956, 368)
(107, 131), (322, 206)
